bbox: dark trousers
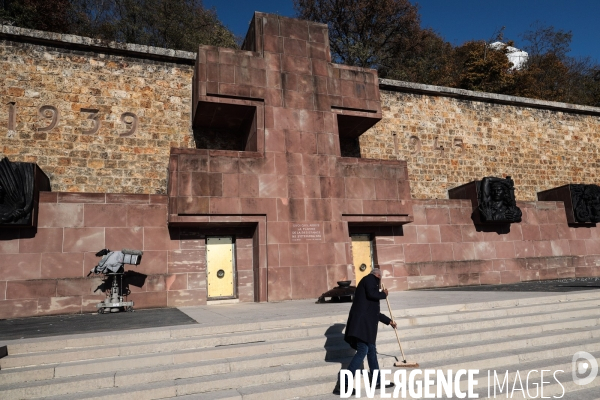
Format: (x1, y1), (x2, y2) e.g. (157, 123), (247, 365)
(339, 340), (380, 389)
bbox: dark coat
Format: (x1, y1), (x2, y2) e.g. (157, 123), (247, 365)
(344, 273), (391, 349)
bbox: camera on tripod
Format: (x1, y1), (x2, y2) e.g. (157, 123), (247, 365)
(89, 248), (143, 314)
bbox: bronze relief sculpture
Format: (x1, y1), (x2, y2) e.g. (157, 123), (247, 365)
(449, 176), (522, 224)
(0, 157), (35, 224)
(570, 184), (600, 223)
(0, 157), (49, 227)
(477, 176), (522, 223)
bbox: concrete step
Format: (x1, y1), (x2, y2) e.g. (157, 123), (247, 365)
(269, 352), (600, 400)
(478, 368), (600, 400)
(431, 352), (600, 396)
(26, 360), (340, 400)
(1, 305), (597, 387)
(2, 291), (600, 399)
(557, 384), (600, 400)
(1, 371), (117, 399)
(5, 291), (600, 357)
(1, 302), (598, 386)
(168, 352), (600, 400)
(2, 322), (598, 398)
(3, 297), (599, 370)
(176, 389), (243, 400)
(378, 327), (600, 368)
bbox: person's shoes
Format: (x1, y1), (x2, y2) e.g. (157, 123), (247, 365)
(333, 384), (355, 395)
(375, 381), (395, 389)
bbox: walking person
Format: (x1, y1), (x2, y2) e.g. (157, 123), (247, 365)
(333, 268), (397, 394)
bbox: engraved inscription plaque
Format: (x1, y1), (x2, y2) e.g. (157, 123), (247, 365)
(290, 223), (323, 243)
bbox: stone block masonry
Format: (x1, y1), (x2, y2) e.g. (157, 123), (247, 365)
(3, 16), (600, 319)
(0, 26), (196, 194)
(2, 27), (600, 201)
(378, 198), (600, 292)
(363, 81), (600, 201)
(4, 192), (600, 319)
(0, 192), (256, 318)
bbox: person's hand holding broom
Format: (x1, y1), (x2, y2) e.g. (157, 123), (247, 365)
(381, 288), (398, 329)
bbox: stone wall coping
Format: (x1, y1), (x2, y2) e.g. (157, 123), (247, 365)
(0, 24), (196, 64)
(338, 156), (407, 166)
(379, 79), (600, 116)
(4, 23), (597, 117)
(39, 192), (168, 204)
(2, 23), (599, 116)
(410, 198), (565, 210)
(170, 148), (263, 158)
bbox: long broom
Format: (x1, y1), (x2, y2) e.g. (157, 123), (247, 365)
(381, 283), (419, 368)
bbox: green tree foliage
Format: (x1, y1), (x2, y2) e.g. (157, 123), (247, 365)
(1, 0), (237, 52)
(453, 41), (515, 94)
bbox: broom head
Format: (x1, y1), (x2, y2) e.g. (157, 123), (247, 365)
(394, 360), (419, 368)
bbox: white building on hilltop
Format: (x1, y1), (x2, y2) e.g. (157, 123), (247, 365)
(490, 41), (528, 69)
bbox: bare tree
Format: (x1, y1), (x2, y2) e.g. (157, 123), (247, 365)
(1, 0), (73, 32)
(295, 0), (424, 69)
(513, 22), (600, 105)
(71, 0), (237, 51)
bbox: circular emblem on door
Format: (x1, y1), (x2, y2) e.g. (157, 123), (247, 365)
(217, 269), (225, 278)
(359, 263), (367, 272)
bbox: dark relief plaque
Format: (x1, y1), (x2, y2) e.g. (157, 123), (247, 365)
(0, 157), (50, 227)
(538, 184), (600, 224)
(477, 177), (522, 223)
(449, 176), (522, 224)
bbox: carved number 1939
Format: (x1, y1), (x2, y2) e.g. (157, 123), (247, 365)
(5, 103), (138, 137)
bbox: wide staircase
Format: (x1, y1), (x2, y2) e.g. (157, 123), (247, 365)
(1, 291), (600, 399)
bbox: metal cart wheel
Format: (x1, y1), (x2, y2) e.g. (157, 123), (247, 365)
(127, 306), (134, 312)
(98, 308), (105, 314)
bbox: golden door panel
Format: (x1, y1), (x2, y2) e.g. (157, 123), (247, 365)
(351, 234), (373, 284)
(206, 236), (235, 298)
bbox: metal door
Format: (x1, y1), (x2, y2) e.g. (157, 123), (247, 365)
(351, 234), (373, 284)
(206, 236), (235, 299)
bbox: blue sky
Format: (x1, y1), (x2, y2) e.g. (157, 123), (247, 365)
(203, 0), (600, 63)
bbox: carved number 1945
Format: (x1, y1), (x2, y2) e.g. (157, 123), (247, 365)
(402, 135), (464, 155)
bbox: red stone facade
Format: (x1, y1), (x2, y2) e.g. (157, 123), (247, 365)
(169, 13), (412, 302)
(0, 192), (256, 318)
(2, 13), (600, 318)
(3, 193), (600, 318)
(377, 199), (600, 291)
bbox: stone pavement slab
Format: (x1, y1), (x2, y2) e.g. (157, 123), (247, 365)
(176, 289), (579, 327)
(424, 277), (600, 292)
(0, 308), (196, 341)
(1, 287), (596, 345)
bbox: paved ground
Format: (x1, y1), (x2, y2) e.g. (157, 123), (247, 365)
(0, 308), (196, 341)
(423, 277), (600, 292)
(177, 287), (582, 328)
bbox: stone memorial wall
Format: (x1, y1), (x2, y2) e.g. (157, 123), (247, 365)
(0, 27), (195, 194)
(1, 28), (600, 201)
(365, 82), (600, 201)
(2, 14), (600, 319)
